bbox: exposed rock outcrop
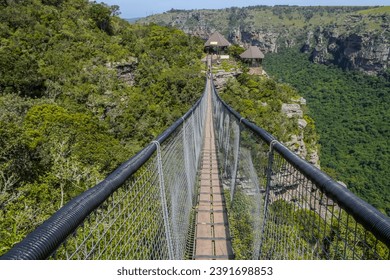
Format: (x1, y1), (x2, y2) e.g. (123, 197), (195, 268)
(230, 28), (281, 53)
(232, 20), (389, 75)
(106, 58), (138, 86)
(306, 25), (390, 75)
(213, 69), (242, 89)
(282, 98), (320, 168)
(281, 104), (303, 118)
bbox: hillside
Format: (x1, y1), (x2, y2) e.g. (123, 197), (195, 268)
(0, 0), (205, 254)
(138, 6), (390, 75)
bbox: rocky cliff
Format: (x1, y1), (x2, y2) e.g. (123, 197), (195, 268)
(304, 19), (390, 75)
(138, 6), (390, 75)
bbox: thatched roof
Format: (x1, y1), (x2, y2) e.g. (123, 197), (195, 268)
(240, 46), (265, 59)
(204, 31), (231, 47)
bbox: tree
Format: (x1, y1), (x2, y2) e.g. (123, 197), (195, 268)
(89, 2), (113, 34)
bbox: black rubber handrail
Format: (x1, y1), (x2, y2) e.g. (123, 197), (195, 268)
(211, 82), (390, 247)
(1, 81), (207, 260)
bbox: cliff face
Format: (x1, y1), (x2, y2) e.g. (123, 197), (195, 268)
(305, 23), (390, 75)
(232, 20), (388, 75)
(230, 28), (282, 53)
(139, 7), (390, 75)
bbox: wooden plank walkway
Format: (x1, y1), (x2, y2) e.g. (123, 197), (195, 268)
(193, 78), (234, 260)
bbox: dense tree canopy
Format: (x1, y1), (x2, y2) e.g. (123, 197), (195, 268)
(263, 48), (390, 215)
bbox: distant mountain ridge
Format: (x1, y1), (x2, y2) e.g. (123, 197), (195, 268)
(125, 17), (142, 23)
(138, 6), (390, 75)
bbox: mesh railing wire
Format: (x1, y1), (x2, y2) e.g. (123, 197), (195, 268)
(211, 82), (390, 260)
(1, 80), (208, 260)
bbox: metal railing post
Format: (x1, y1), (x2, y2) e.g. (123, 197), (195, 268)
(230, 121), (241, 203)
(258, 140), (279, 257)
(152, 141), (174, 260)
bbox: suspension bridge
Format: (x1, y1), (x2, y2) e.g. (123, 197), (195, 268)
(1, 59), (390, 260)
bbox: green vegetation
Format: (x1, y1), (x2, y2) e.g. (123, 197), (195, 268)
(221, 73), (297, 143)
(358, 6), (390, 15)
(219, 68), (318, 154)
(225, 188), (257, 260)
(263, 48), (390, 215)
(140, 6), (386, 38)
(0, 0), (204, 255)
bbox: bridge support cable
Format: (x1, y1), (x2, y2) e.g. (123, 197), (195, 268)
(211, 80), (390, 260)
(1, 81), (208, 260)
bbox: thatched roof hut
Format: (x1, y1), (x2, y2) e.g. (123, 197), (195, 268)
(204, 31), (231, 47)
(240, 46), (265, 59)
(240, 46), (265, 67)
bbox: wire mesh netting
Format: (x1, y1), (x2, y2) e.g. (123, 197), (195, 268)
(50, 93), (207, 260)
(213, 90), (266, 260)
(52, 94), (207, 260)
(52, 160), (170, 260)
(212, 83), (390, 260)
(260, 151), (389, 260)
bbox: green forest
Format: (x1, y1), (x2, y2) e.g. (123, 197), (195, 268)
(0, 0), (204, 254)
(263, 48), (390, 215)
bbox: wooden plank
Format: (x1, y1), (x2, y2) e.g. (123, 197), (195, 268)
(194, 78), (233, 260)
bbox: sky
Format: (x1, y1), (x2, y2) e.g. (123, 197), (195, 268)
(97, 0), (390, 19)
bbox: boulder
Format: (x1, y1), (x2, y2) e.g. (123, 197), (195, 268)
(281, 104), (303, 118)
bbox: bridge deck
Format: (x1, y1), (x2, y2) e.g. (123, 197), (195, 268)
(193, 78), (233, 260)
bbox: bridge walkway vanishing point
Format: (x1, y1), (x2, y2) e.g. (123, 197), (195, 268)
(193, 79), (234, 260)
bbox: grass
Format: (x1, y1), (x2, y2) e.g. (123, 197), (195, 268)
(357, 6), (390, 15)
